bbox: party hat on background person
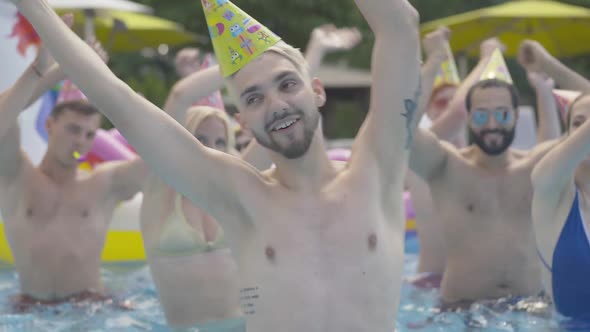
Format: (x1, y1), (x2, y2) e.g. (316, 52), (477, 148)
(479, 48), (513, 84)
(194, 53), (226, 111)
(553, 89), (582, 122)
(433, 44), (461, 91)
(56, 79), (87, 104)
(201, 0), (282, 77)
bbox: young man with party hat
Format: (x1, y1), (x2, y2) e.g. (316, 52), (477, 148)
(12, 0), (420, 330)
(407, 42), (563, 306)
(123, 22), (362, 330)
(408, 34), (519, 286)
(0, 19), (152, 308)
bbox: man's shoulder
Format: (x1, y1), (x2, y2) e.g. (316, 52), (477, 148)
(1, 161), (33, 189)
(89, 159), (137, 182)
(0, 151), (34, 185)
(73, 165), (118, 195)
(444, 144), (472, 165)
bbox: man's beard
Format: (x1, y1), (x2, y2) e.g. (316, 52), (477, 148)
(254, 109), (319, 159)
(470, 127), (515, 156)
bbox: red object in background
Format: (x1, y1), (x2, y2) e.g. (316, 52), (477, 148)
(9, 13), (41, 56)
(85, 153), (104, 168)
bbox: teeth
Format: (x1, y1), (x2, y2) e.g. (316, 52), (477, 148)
(274, 119), (296, 131)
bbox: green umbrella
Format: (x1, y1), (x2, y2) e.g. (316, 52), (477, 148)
(61, 10), (198, 53)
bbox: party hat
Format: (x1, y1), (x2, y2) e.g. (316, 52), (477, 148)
(479, 48), (513, 84)
(56, 79), (87, 104)
(553, 89), (582, 121)
(433, 44), (461, 90)
(201, 0), (281, 77)
(194, 53), (226, 110)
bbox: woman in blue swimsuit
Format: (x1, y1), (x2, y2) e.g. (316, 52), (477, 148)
(531, 92), (590, 322)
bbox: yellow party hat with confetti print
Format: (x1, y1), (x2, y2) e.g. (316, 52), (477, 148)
(479, 48), (513, 84)
(433, 44), (461, 90)
(201, 0), (282, 77)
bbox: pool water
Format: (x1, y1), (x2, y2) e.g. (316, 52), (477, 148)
(0, 237), (584, 331)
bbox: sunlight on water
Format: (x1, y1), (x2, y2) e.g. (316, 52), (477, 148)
(398, 243), (589, 332)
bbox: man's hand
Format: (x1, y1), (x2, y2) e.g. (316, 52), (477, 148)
(480, 37), (506, 58)
(518, 40), (551, 73)
(309, 24), (362, 54)
(174, 48), (201, 78)
(354, 0), (418, 33)
(86, 36), (109, 64)
(527, 71), (555, 92)
(422, 26), (450, 58)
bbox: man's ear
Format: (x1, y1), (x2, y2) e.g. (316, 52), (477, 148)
(311, 77), (327, 107)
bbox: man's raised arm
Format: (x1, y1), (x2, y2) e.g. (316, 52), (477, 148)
(519, 40), (590, 93)
(404, 27), (453, 182)
(350, 0), (421, 186)
(12, 0), (261, 222)
(0, 42), (60, 181)
(532, 97), (590, 211)
(304, 24), (362, 77)
(525, 72), (562, 143)
(163, 50), (224, 121)
(413, 26), (451, 131)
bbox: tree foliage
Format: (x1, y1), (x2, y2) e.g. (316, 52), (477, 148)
(108, 0), (590, 112)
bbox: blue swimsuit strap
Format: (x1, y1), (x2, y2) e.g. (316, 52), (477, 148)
(537, 190), (581, 273)
(537, 247), (552, 272)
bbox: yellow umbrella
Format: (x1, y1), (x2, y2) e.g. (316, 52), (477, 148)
(421, 0), (590, 58)
(62, 10), (197, 53)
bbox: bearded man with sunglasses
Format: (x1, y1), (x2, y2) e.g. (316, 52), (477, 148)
(408, 76), (561, 308)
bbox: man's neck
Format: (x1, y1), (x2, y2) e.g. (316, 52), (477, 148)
(270, 130), (337, 192)
(38, 154), (78, 185)
(471, 146), (512, 170)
